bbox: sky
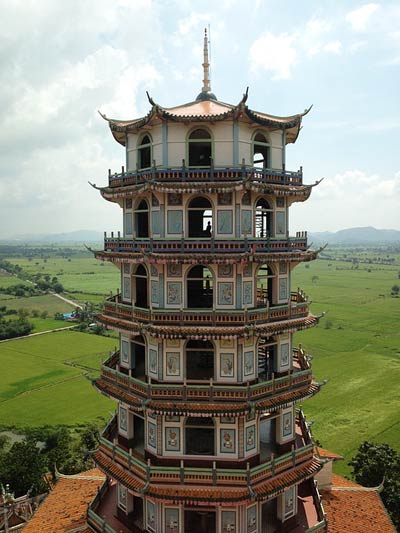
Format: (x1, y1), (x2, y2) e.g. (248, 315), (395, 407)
(0, 0), (399, 237)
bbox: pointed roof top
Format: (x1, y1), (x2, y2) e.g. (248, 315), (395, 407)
(196, 27), (217, 102)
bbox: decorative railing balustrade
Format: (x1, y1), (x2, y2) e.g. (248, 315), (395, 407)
(97, 410), (314, 489)
(87, 479), (118, 533)
(102, 234), (308, 254)
(98, 351), (313, 403)
(107, 163), (303, 188)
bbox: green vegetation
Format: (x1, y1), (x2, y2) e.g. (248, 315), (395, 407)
(293, 252), (400, 476)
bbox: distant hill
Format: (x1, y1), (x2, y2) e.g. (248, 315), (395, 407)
(309, 227), (400, 245)
(0, 230), (104, 244)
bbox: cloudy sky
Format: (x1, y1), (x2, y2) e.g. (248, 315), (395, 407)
(1, 0), (399, 237)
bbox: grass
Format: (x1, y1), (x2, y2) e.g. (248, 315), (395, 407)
(3, 294), (75, 314)
(0, 330), (115, 428)
(293, 257), (400, 476)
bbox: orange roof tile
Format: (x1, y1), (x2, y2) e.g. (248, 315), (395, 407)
(23, 469), (104, 533)
(316, 447), (343, 461)
(321, 474), (396, 532)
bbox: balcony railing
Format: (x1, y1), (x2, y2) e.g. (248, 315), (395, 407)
(107, 164), (303, 188)
(98, 349), (313, 404)
(102, 289), (309, 328)
(102, 234), (308, 255)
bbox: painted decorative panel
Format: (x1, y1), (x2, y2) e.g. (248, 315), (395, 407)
(149, 349), (158, 374)
(220, 429), (236, 454)
(279, 278), (288, 300)
(247, 505), (257, 533)
(244, 337), (253, 347)
(122, 277), (131, 300)
(284, 487), (295, 518)
(244, 350), (254, 376)
(125, 213), (133, 235)
(166, 339), (180, 348)
(218, 264), (233, 278)
(167, 281), (182, 305)
(246, 425), (256, 451)
(220, 353), (234, 377)
(165, 427), (180, 451)
(283, 410), (293, 438)
(146, 500), (156, 532)
(165, 415), (180, 422)
(167, 263), (182, 277)
(166, 352), (180, 376)
(151, 211), (160, 234)
(151, 194), (159, 207)
(125, 198), (133, 209)
(119, 406), (127, 432)
(123, 263), (130, 275)
(243, 281), (252, 305)
(241, 209), (252, 234)
(220, 338), (234, 348)
(217, 210), (233, 234)
(147, 421), (157, 448)
(121, 340), (129, 364)
(281, 343), (290, 367)
(218, 282), (234, 305)
(165, 508), (180, 533)
(218, 192), (233, 205)
(151, 280), (159, 304)
(276, 211), (285, 234)
(167, 193), (182, 206)
(167, 210), (183, 234)
(221, 510), (236, 532)
(243, 263), (252, 277)
(220, 417), (235, 424)
(117, 484), (127, 510)
(151, 265), (158, 277)
(279, 262), (287, 274)
(242, 191), (251, 205)
(276, 197), (285, 208)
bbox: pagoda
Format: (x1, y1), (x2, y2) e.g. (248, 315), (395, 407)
(88, 30), (327, 533)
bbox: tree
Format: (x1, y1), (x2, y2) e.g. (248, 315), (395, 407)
(391, 284), (399, 296)
(311, 275), (319, 284)
(349, 441), (400, 529)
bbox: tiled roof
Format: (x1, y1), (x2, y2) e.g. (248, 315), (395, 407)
(321, 474), (396, 532)
(316, 448), (343, 461)
(23, 469), (104, 533)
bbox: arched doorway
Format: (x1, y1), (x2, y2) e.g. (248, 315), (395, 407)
(188, 197), (213, 238)
(186, 340), (214, 380)
(252, 132), (270, 168)
(135, 199), (149, 238)
(185, 417), (215, 455)
(255, 198), (273, 238)
(133, 265), (148, 308)
(187, 265), (213, 308)
(188, 128), (212, 167)
(256, 264), (274, 307)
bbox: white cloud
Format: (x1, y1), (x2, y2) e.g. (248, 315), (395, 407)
(249, 32), (297, 80)
(323, 40), (342, 54)
(346, 3), (380, 32)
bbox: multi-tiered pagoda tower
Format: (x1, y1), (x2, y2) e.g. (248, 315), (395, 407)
(88, 31), (327, 533)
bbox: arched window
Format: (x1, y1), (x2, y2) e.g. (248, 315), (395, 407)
(131, 335), (146, 379)
(185, 417), (215, 455)
(187, 265), (213, 308)
(256, 264), (274, 307)
(255, 198), (273, 238)
(188, 129), (212, 167)
(133, 264), (148, 309)
(138, 135), (152, 170)
(186, 340), (214, 380)
(135, 199), (149, 238)
(188, 197), (212, 238)
(252, 132), (270, 168)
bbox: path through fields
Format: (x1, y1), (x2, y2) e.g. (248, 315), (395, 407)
(52, 292), (83, 309)
(0, 325), (75, 343)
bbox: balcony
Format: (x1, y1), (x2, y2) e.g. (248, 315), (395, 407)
(106, 164), (303, 189)
(102, 233), (308, 255)
(101, 290), (309, 328)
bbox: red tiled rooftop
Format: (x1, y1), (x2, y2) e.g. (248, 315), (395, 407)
(23, 469), (104, 533)
(316, 447), (343, 461)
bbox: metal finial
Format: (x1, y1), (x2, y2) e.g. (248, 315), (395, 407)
(202, 28), (211, 93)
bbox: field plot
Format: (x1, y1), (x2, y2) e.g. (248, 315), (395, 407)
(0, 330), (115, 427)
(4, 294), (75, 314)
(293, 258), (400, 476)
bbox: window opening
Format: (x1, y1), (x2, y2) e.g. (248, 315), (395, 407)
(185, 417), (215, 455)
(256, 264), (274, 307)
(253, 132), (270, 168)
(130, 335), (146, 379)
(188, 129), (212, 167)
(255, 198), (272, 238)
(187, 265), (213, 308)
(133, 264), (148, 308)
(138, 135), (151, 170)
(186, 340), (214, 380)
(188, 197), (212, 238)
(257, 339), (277, 379)
(184, 509), (216, 532)
(135, 199), (149, 238)
(260, 414), (277, 461)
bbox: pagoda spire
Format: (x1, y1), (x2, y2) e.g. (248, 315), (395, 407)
(202, 28), (211, 93)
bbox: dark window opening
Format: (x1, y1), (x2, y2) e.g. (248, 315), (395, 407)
(134, 265), (148, 308)
(130, 335), (146, 378)
(185, 417), (215, 455)
(132, 414), (145, 450)
(188, 129), (212, 167)
(184, 509), (216, 533)
(257, 264), (274, 307)
(258, 339), (277, 378)
(188, 197), (212, 238)
(187, 265), (213, 308)
(132, 495), (144, 529)
(186, 340), (214, 380)
(135, 199), (149, 238)
(255, 198), (272, 238)
(138, 135), (151, 169)
(253, 132), (270, 168)
(260, 415), (277, 461)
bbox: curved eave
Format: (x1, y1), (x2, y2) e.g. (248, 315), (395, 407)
(100, 101), (311, 146)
